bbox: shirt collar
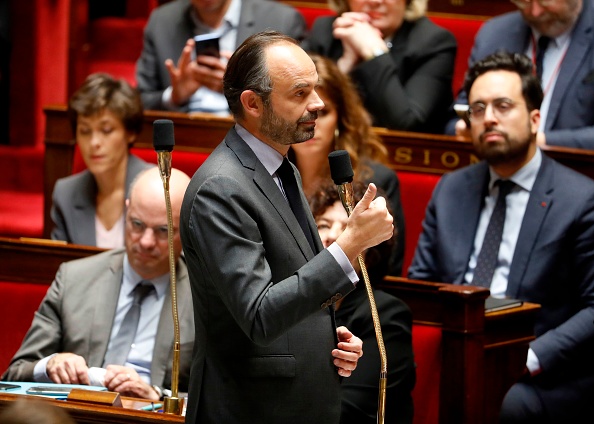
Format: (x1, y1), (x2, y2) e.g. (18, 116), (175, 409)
(531, 25), (573, 49)
(235, 123), (285, 176)
(191, 0), (241, 33)
(488, 147), (542, 192)
(123, 255), (170, 299)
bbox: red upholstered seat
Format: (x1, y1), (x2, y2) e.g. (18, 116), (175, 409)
(0, 281), (49, 372)
(411, 325), (442, 424)
(398, 171), (440, 276)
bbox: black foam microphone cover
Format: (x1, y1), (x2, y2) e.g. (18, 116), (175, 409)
(153, 119), (175, 152)
(328, 150), (354, 185)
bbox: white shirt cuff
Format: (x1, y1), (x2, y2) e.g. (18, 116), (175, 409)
(327, 242), (359, 285)
(526, 348), (541, 376)
(33, 354), (57, 382)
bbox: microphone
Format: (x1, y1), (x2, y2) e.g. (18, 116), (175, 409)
(152, 119), (183, 415)
(153, 119), (174, 185)
(328, 150), (388, 424)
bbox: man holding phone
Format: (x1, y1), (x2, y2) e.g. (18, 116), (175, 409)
(136, 0), (306, 114)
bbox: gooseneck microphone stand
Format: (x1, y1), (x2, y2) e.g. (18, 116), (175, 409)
(153, 119), (183, 415)
(328, 150), (388, 424)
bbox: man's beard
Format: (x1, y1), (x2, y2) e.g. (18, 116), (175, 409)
(474, 126), (532, 166)
(260, 102), (318, 146)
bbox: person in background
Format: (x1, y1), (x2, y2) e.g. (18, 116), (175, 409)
(446, 0), (594, 150)
(309, 179), (416, 424)
(50, 73), (152, 248)
(291, 53), (405, 276)
(4, 168), (194, 402)
(136, 0), (306, 114)
(302, 0), (456, 133)
(180, 31), (394, 423)
(408, 52), (594, 422)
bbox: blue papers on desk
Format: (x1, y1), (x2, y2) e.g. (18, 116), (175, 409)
(2, 381), (107, 399)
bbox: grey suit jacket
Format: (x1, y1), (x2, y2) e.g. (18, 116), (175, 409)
(408, 154), (594, 393)
(50, 155), (152, 246)
(2, 249), (194, 392)
(446, 0), (594, 148)
(180, 127), (355, 424)
(136, 0), (306, 110)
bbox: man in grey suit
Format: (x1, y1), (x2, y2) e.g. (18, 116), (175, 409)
(3, 168), (194, 401)
(136, 0), (306, 113)
(180, 31), (394, 423)
(447, 0), (594, 150)
(409, 52), (594, 422)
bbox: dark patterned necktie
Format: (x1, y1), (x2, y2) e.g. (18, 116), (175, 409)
(276, 158), (315, 251)
(535, 36), (551, 82)
(103, 281), (155, 366)
(472, 180), (515, 288)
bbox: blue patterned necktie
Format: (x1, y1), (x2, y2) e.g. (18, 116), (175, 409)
(472, 180), (515, 288)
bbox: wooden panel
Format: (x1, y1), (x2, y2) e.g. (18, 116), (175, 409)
(379, 276), (539, 424)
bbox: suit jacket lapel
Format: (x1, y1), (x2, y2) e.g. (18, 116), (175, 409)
(507, 155), (553, 297)
(225, 129), (317, 259)
(89, 250), (124, 366)
(236, 0), (256, 45)
(546, 1), (593, 130)
(451, 165), (490, 284)
(72, 172), (98, 245)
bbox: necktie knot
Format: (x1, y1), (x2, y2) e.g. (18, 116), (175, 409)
(133, 281), (155, 305)
(496, 179), (515, 198)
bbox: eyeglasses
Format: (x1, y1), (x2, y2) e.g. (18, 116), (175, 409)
(509, 0), (557, 9)
(127, 217), (171, 240)
(467, 98), (524, 122)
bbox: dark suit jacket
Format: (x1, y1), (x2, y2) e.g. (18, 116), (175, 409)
(408, 154), (594, 402)
(446, 0), (594, 149)
(302, 16), (456, 133)
(136, 0), (306, 110)
(335, 286), (415, 424)
(180, 127), (356, 424)
(2, 249), (194, 392)
(50, 154), (152, 246)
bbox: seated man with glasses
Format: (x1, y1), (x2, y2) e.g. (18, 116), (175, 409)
(445, 0), (594, 151)
(409, 51), (594, 422)
(2, 167), (194, 402)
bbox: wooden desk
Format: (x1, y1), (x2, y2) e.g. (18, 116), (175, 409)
(0, 393), (184, 424)
(379, 276), (540, 424)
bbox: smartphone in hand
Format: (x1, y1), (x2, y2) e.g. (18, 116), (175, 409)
(454, 104), (471, 128)
(194, 34), (220, 60)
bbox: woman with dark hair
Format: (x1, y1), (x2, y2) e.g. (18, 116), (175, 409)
(302, 0), (455, 133)
(291, 53), (405, 276)
(50, 73), (153, 247)
(309, 179), (416, 424)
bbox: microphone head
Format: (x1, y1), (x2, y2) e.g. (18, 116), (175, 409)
(328, 150), (354, 185)
(153, 119), (175, 152)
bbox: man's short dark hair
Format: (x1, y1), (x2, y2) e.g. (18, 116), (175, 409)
(463, 51), (543, 111)
(223, 30), (298, 119)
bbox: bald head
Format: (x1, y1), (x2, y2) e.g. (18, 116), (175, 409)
(125, 167), (191, 279)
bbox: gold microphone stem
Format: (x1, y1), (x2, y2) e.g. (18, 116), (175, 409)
(158, 155), (184, 415)
(338, 184), (388, 424)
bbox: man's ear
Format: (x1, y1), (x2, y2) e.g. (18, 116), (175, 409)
(529, 108), (540, 134)
(240, 90), (264, 119)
